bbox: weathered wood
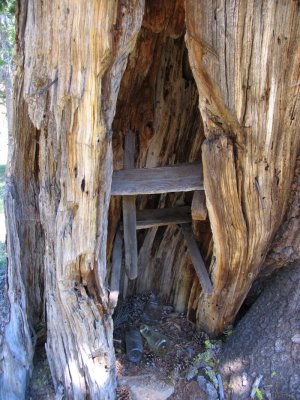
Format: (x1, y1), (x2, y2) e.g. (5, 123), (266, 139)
(123, 196), (138, 280)
(186, 0), (300, 334)
(109, 228), (123, 310)
(124, 131), (136, 170)
(4, 1), (145, 398)
(6, 4), (300, 399)
(111, 13), (206, 310)
(111, 163), (204, 195)
(191, 190), (207, 221)
(122, 131), (138, 280)
(136, 206), (191, 229)
(0, 189), (35, 399)
(181, 224), (213, 295)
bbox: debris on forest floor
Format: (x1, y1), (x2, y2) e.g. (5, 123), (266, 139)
(113, 292), (223, 400)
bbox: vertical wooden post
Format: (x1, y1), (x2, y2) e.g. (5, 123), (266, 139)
(191, 190), (207, 221)
(122, 131), (138, 280)
(109, 228), (123, 310)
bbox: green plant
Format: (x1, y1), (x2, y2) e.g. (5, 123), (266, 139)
(255, 387), (263, 400)
(0, 0), (16, 15)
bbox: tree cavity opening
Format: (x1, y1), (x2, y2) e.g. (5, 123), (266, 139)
(108, 1), (212, 323)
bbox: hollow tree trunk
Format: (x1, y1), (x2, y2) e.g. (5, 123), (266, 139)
(1, 0), (299, 398)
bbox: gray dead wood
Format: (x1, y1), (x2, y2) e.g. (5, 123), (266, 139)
(136, 206), (192, 229)
(122, 131), (138, 280)
(181, 224), (213, 294)
(111, 163), (204, 195)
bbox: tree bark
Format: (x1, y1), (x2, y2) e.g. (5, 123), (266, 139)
(219, 261), (300, 399)
(2, 1), (144, 398)
(2, 0), (300, 397)
(185, 0), (300, 335)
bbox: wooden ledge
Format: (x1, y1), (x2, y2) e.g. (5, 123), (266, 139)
(111, 162), (204, 195)
(136, 206), (192, 229)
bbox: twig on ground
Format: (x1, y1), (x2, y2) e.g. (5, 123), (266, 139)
(250, 375), (263, 399)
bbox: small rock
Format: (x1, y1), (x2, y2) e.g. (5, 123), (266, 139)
(185, 366), (198, 381)
(274, 339), (285, 352)
(242, 372), (249, 387)
(206, 382), (218, 400)
(291, 333), (300, 344)
(118, 374), (174, 400)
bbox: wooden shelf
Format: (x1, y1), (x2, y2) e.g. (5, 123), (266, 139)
(112, 145), (212, 293)
(136, 206), (192, 229)
(111, 163), (203, 195)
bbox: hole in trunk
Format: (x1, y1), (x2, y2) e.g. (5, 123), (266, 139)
(108, 0), (212, 338)
(106, 0), (215, 388)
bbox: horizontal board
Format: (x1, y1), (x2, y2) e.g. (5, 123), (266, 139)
(136, 206), (192, 229)
(111, 163), (203, 195)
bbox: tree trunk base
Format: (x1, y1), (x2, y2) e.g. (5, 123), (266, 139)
(219, 261), (300, 400)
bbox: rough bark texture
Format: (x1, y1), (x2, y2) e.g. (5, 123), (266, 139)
(185, 0), (300, 334)
(219, 262), (300, 400)
(264, 155), (300, 275)
(2, 1), (145, 398)
(2, 0), (300, 398)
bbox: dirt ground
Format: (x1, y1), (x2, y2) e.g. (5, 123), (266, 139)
(113, 293), (222, 400)
(1, 265), (299, 399)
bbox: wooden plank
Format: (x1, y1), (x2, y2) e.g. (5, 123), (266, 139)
(123, 196), (138, 279)
(122, 131), (138, 280)
(136, 206), (192, 229)
(191, 190), (208, 221)
(181, 223), (213, 294)
(111, 162), (203, 195)
(109, 228), (122, 310)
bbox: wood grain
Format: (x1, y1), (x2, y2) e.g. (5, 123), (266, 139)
(181, 224), (213, 295)
(111, 163), (204, 195)
(186, 0), (300, 334)
(136, 206), (191, 229)
(122, 131), (138, 280)
(191, 191), (207, 221)
(3, 1), (145, 398)
(109, 228), (123, 310)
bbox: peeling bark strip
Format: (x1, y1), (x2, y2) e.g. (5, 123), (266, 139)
(186, 0), (300, 334)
